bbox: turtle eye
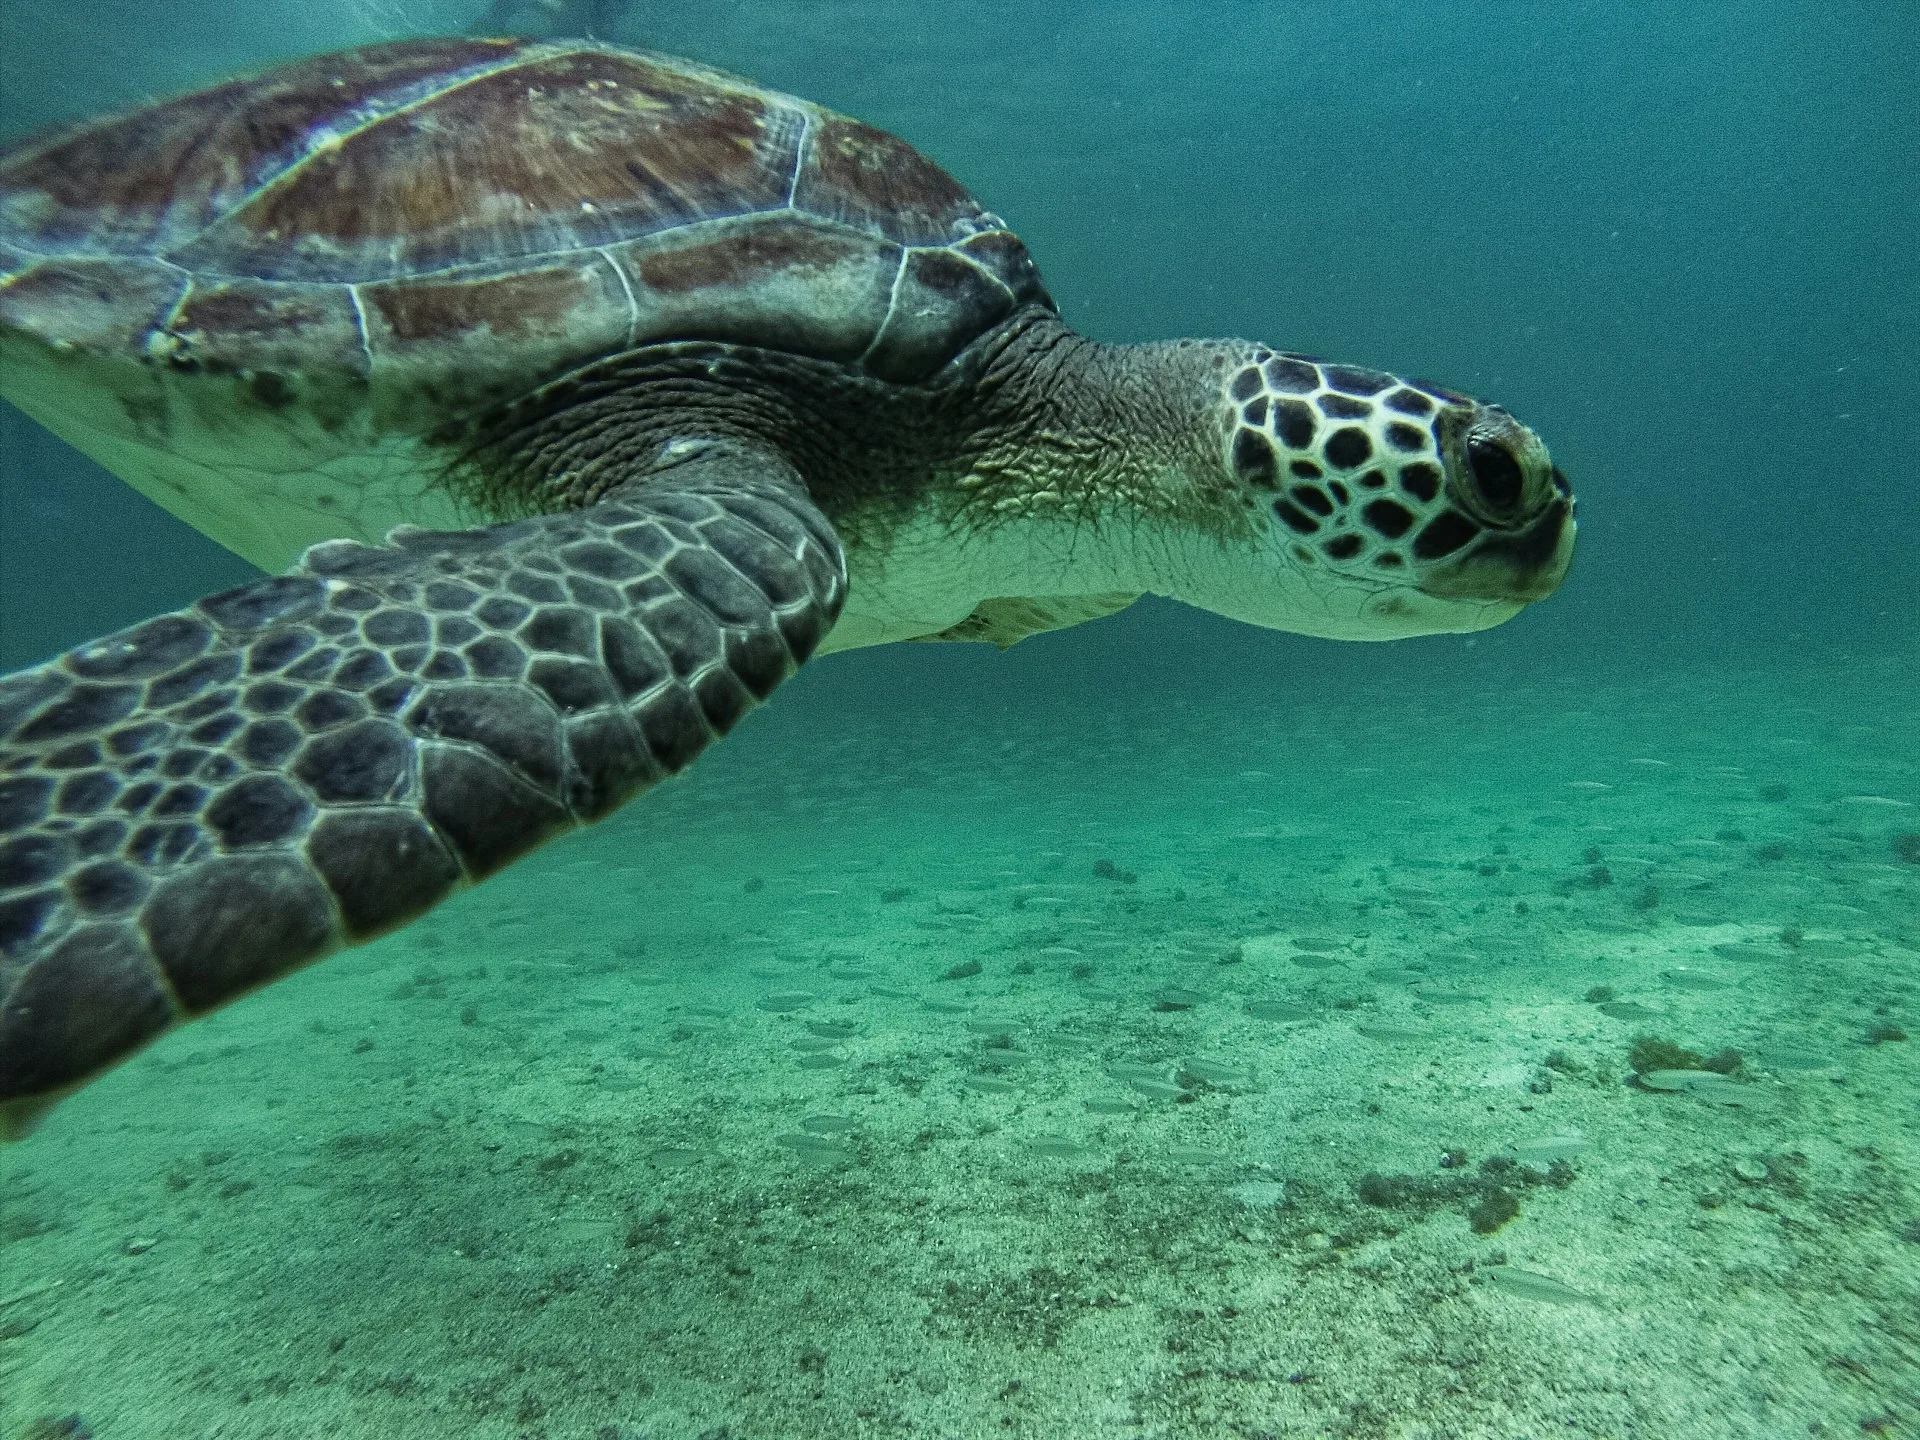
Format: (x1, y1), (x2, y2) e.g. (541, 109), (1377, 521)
(1465, 436), (1525, 521)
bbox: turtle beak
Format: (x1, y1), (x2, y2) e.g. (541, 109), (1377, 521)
(1415, 407), (1578, 607)
(1416, 486), (1577, 605)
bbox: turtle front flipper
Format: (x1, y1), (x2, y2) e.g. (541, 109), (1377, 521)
(0, 445), (844, 1138)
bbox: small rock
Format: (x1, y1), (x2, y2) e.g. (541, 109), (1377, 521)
(1230, 1180), (1285, 1209)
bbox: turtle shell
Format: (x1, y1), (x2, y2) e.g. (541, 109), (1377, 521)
(0, 38), (1051, 565)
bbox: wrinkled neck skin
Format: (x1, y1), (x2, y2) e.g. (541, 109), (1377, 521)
(810, 311), (1244, 652)
(475, 308), (1239, 653)
(961, 310), (1235, 531)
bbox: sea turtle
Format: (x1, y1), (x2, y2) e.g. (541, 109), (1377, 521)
(0, 37), (1575, 1136)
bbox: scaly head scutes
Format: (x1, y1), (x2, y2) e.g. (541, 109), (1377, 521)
(1216, 348), (1576, 635)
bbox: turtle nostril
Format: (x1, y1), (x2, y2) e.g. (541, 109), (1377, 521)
(1466, 437), (1524, 518)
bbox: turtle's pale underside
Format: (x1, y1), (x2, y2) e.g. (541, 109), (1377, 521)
(0, 38), (1575, 1135)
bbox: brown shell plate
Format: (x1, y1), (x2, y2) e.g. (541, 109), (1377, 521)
(0, 36), (1053, 418)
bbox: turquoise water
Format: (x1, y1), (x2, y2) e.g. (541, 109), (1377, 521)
(1, 3), (1916, 1437)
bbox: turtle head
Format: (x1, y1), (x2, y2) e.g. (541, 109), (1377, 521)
(1198, 349), (1575, 639)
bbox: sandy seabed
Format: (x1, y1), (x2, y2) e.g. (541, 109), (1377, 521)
(4, 645), (1916, 1440)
